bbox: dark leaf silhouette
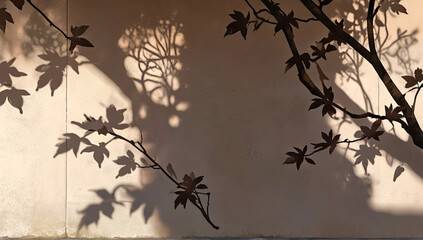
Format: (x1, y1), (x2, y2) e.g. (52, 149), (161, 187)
(114, 150), (137, 178)
(0, 87), (30, 113)
(35, 51), (79, 96)
(122, 186), (155, 223)
(78, 204), (101, 230)
(69, 25), (94, 53)
(315, 62), (328, 82)
(360, 119), (384, 141)
(224, 11), (250, 40)
(285, 53), (310, 73)
(385, 104), (404, 125)
(71, 25), (89, 37)
(174, 174), (207, 209)
(105, 105), (129, 131)
(387, 0), (408, 15)
(354, 144), (381, 174)
(312, 130), (340, 154)
(0, 58), (27, 87)
(78, 189), (121, 230)
(284, 145), (313, 170)
(36, 67), (63, 96)
(320, 19), (346, 46)
(10, 0), (24, 10)
(287, 11), (298, 29)
(393, 165), (405, 182)
(401, 67), (423, 88)
(309, 86), (336, 117)
(81, 142), (110, 168)
(167, 163), (177, 179)
(0, 8), (13, 33)
(54, 133), (91, 157)
(71, 115), (104, 132)
(310, 42), (337, 60)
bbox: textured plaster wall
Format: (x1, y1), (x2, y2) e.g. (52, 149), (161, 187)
(0, 0), (423, 238)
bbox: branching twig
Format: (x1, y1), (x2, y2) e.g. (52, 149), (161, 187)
(87, 129), (219, 230)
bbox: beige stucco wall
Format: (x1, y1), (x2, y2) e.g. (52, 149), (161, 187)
(0, 0), (423, 238)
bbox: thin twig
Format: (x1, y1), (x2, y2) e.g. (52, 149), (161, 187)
(26, 0), (70, 39)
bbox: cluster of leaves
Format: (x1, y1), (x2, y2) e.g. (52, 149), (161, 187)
(0, 0), (94, 114)
(55, 105), (129, 168)
(284, 117), (388, 172)
(57, 105), (217, 229)
(223, 0), (417, 182)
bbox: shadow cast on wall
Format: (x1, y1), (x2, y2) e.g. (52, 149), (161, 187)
(10, 0), (423, 237)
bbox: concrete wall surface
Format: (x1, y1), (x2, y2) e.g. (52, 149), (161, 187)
(0, 0), (423, 238)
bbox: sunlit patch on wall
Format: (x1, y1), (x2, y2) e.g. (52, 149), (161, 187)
(119, 17), (186, 127)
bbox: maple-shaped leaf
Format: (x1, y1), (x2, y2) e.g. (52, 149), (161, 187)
(388, 0), (407, 15)
(78, 189), (120, 230)
(69, 25), (94, 53)
(174, 174), (206, 209)
(284, 145), (314, 170)
(78, 204), (101, 230)
(310, 42), (337, 60)
(10, 0), (24, 10)
(0, 87), (30, 114)
(354, 144), (381, 174)
(167, 163), (177, 180)
(285, 53), (311, 73)
(309, 86), (336, 117)
(0, 8), (13, 33)
(0, 58), (26, 87)
(287, 11), (298, 29)
(385, 104), (404, 125)
(401, 68), (423, 88)
(360, 119), (384, 141)
(320, 19), (346, 46)
(54, 133), (91, 157)
(35, 51), (79, 96)
(81, 142), (110, 168)
(114, 150), (137, 178)
(312, 130), (340, 154)
(224, 11), (250, 40)
(105, 105), (129, 131)
(35, 67), (63, 96)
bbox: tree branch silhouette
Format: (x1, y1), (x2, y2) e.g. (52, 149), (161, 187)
(225, 0), (422, 172)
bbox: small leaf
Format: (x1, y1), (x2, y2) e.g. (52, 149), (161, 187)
(0, 8), (14, 33)
(10, 0), (25, 10)
(224, 11), (250, 40)
(315, 62), (328, 82)
(167, 163), (177, 179)
(196, 184), (208, 189)
(393, 165), (405, 182)
(71, 25), (89, 37)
